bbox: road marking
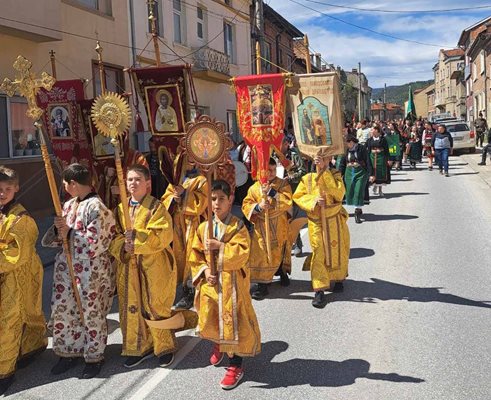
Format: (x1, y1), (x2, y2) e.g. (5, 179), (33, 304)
(127, 333), (201, 400)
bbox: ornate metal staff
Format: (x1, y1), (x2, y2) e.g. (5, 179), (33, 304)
(1, 55), (85, 323)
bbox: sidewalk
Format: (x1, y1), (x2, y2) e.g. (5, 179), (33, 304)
(460, 147), (491, 188)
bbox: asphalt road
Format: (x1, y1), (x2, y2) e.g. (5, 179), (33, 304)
(4, 154), (491, 400)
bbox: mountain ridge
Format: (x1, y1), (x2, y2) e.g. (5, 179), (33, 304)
(371, 80), (434, 106)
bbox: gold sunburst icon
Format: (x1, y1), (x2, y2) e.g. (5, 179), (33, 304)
(91, 92), (132, 138)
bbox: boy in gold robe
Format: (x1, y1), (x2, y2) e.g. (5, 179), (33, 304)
(242, 158), (292, 300)
(190, 180), (261, 390)
(0, 167), (47, 395)
(293, 155), (350, 308)
(111, 164), (178, 368)
(162, 167), (208, 309)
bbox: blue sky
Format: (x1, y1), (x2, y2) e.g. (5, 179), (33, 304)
(267, 0), (491, 88)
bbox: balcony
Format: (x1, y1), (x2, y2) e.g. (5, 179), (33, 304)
(434, 97), (445, 107)
(192, 47), (231, 83)
(446, 95), (457, 103)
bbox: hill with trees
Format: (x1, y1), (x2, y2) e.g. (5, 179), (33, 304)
(371, 80), (434, 105)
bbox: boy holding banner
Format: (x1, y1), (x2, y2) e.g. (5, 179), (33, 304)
(242, 158), (293, 299)
(293, 155), (350, 308)
(190, 180), (261, 390)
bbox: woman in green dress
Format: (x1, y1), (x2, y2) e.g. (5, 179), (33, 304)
(366, 125), (390, 197)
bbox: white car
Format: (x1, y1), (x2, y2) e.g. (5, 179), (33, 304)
(442, 121), (475, 153)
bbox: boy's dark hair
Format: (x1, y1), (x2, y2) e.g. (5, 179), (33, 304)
(211, 179), (231, 197)
(128, 164), (150, 180)
(0, 166), (19, 185)
(269, 157), (277, 166)
(62, 163), (91, 186)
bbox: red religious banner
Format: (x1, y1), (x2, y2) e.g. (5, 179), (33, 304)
(130, 65), (196, 154)
(36, 80), (93, 169)
(232, 73), (287, 184)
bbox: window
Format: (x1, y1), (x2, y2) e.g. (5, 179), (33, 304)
(189, 105), (210, 121)
(92, 62), (125, 97)
(278, 48), (283, 68)
(480, 51), (485, 74)
(73, 0), (112, 15)
(264, 41), (272, 72)
(148, 0), (162, 36)
(197, 6), (206, 40)
(286, 54), (293, 69)
(224, 0), (231, 5)
(473, 62), (477, 80)
(227, 110), (241, 144)
(0, 96), (44, 159)
(223, 22), (235, 63)
(173, 0), (183, 43)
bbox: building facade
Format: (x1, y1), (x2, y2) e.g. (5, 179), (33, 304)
(458, 17), (491, 126)
(433, 48), (465, 118)
(345, 68), (372, 121)
(0, 0), (131, 215)
(370, 103), (404, 122)
(404, 84), (434, 119)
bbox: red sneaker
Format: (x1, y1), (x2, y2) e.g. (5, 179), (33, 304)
(209, 345), (224, 366)
(220, 366), (244, 390)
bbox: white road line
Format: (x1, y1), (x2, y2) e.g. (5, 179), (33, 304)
(126, 335), (201, 400)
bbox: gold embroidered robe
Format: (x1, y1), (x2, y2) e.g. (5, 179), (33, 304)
(162, 175), (208, 285)
(110, 195), (177, 357)
(0, 203), (47, 378)
(190, 215), (261, 357)
(293, 169), (350, 290)
(241, 177), (292, 283)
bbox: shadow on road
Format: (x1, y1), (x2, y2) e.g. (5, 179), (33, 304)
(350, 247), (375, 259)
(390, 178), (414, 182)
(245, 341), (425, 389)
(362, 213), (419, 221)
(370, 192), (429, 200)
(450, 172), (479, 176)
(328, 278), (491, 309)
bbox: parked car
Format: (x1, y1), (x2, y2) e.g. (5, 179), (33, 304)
(442, 121), (475, 153)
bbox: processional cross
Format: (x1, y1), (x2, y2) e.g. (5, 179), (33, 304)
(0, 55), (55, 120)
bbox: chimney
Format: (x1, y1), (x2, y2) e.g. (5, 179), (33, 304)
(315, 53), (321, 69)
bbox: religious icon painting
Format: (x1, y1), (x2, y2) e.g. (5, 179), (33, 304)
(297, 97), (332, 146)
(144, 84), (185, 136)
(249, 84), (274, 126)
(48, 103), (73, 140)
(184, 115), (230, 171)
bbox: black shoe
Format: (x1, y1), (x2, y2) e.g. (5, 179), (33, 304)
(312, 291), (328, 308)
(332, 282), (344, 293)
(175, 289), (194, 310)
(123, 353), (153, 369)
(279, 271), (290, 287)
(478, 161), (486, 166)
(0, 376), (14, 396)
(354, 209), (362, 224)
(51, 357), (78, 375)
(251, 283), (269, 300)
(158, 353), (175, 367)
(81, 362), (103, 379)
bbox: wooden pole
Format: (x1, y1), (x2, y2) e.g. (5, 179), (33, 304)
(148, 0), (161, 66)
(206, 170), (216, 275)
(36, 122), (85, 324)
(49, 50), (57, 79)
(96, 41), (106, 94)
(304, 35), (312, 74)
(316, 162), (331, 271)
(254, 40), (272, 265)
(112, 138), (147, 341)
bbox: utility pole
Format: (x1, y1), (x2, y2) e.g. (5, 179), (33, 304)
(254, 0), (264, 74)
(384, 82), (387, 120)
(358, 62), (362, 121)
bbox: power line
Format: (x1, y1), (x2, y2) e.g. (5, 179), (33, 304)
(303, 0), (491, 14)
(288, 0), (453, 48)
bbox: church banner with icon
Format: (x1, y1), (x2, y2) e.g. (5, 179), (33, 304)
(232, 73), (287, 184)
(287, 72), (344, 159)
(37, 79), (93, 169)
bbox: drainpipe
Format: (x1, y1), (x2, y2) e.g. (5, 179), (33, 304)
(129, 0), (137, 66)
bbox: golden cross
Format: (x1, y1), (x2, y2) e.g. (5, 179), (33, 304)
(0, 55), (56, 121)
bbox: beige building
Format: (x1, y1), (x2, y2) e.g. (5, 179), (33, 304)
(131, 0), (252, 147)
(433, 48), (465, 118)
(404, 84), (434, 119)
(0, 0), (131, 215)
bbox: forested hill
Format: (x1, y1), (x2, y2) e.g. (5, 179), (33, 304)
(371, 80), (434, 105)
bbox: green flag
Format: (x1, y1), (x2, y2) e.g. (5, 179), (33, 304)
(405, 85), (416, 121)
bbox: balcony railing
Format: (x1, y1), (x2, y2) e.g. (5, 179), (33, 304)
(193, 47), (230, 76)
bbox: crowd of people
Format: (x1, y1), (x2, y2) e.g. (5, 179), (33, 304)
(0, 116), (461, 394)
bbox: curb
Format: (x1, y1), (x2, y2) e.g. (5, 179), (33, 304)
(460, 149), (491, 188)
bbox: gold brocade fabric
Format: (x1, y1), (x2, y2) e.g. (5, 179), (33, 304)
(293, 170), (350, 290)
(241, 177), (292, 283)
(161, 175), (208, 285)
(0, 203), (47, 378)
(189, 215), (261, 357)
(110, 195), (178, 357)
